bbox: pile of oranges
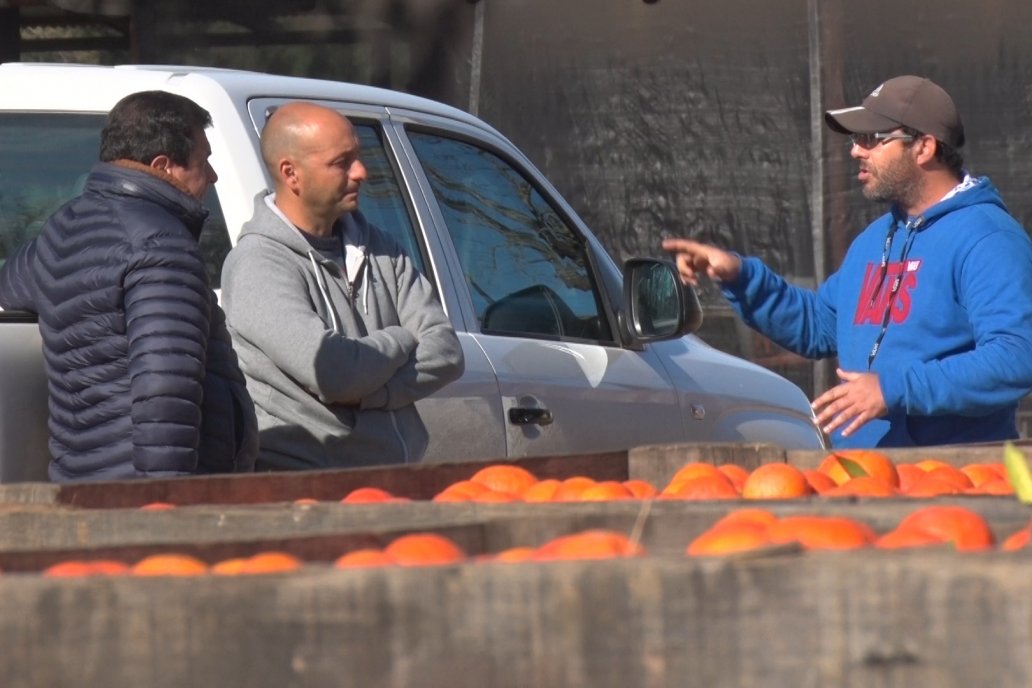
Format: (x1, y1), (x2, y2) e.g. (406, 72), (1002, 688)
(686, 505), (1015, 556)
(38, 449), (1025, 576)
(304, 451), (1013, 504)
(36, 528), (645, 577)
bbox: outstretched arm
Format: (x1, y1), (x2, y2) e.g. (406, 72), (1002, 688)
(661, 237), (743, 286)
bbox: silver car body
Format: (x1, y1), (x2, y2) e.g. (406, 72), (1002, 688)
(0, 63), (824, 482)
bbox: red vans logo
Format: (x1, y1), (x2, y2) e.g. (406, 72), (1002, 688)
(854, 260), (921, 324)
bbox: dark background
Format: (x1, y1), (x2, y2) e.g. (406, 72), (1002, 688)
(6, 0), (1032, 430)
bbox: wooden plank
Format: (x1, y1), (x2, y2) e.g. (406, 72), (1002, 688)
(0, 497), (1027, 562)
(44, 450), (630, 509)
(1, 551), (1031, 687)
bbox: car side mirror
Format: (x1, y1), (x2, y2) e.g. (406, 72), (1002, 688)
(621, 258), (703, 343)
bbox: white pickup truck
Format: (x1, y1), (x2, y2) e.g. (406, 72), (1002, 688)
(0, 62), (825, 482)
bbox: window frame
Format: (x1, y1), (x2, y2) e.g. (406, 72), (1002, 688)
(393, 116), (621, 346)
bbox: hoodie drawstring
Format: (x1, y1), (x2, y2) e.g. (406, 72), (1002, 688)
(308, 250), (342, 334)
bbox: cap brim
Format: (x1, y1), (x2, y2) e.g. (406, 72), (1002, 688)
(824, 106), (901, 135)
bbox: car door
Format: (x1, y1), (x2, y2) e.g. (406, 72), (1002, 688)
(398, 123), (691, 457)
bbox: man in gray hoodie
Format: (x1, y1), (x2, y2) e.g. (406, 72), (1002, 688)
(221, 102), (464, 470)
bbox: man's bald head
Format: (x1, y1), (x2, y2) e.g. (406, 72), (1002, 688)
(259, 101), (367, 235)
(260, 102), (355, 184)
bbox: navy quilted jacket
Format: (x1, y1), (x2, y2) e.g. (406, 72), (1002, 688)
(0, 161), (257, 481)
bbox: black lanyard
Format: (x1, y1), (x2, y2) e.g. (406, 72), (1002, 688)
(866, 216), (924, 369)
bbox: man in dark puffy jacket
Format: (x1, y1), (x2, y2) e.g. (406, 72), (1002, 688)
(0, 91), (258, 481)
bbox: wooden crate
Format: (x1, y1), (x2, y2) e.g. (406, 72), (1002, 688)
(3, 440), (1030, 510)
(1, 548), (1032, 687)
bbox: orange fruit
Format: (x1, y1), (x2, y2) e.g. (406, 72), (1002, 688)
(717, 463), (750, 491)
(686, 521), (771, 556)
(43, 561), (94, 577)
(767, 515), (876, 550)
(803, 469), (837, 494)
(914, 458), (952, 472)
(131, 553), (209, 576)
(469, 464), (538, 495)
(622, 479), (659, 499)
(43, 559), (129, 577)
(239, 551), (302, 574)
(342, 487), (398, 504)
(492, 547), (537, 563)
(822, 476), (899, 498)
(892, 506), (995, 551)
(470, 489), (521, 503)
(384, 533), (466, 566)
(660, 473), (739, 500)
(920, 466), (973, 491)
(293, 497), (320, 506)
(972, 478), (1014, 495)
(88, 560), (131, 575)
(741, 463), (813, 500)
(665, 462), (724, 491)
(433, 480), (491, 503)
(960, 463), (1003, 488)
(986, 462), (1009, 480)
(1001, 528), (1032, 552)
(334, 548), (395, 568)
(712, 508), (779, 530)
(521, 478), (561, 502)
(139, 501), (177, 511)
(211, 557), (250, 575)
(817, 449), (898, 487)
(534, 529), (644, 560)
(904, 473), (962, 497)
(874, 528), (944, 549)
(579, 480), (635, 501)
(896, 464), (927, 492)
(551, 476), (597, 502)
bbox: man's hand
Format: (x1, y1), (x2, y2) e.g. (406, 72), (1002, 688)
(661, 238), (742, 286)
(811, 368), (888, 438)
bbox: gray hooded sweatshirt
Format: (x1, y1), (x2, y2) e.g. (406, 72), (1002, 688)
(221, 193), (464, 470)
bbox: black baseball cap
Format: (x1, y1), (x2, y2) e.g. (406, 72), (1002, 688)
(825, 75), (965, 148)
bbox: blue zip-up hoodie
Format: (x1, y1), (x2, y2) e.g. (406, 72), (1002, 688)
(722, 176), (1032, 447)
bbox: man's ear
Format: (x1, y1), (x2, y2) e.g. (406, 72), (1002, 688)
(150, 154), (172, 173)
(280, 159), (300, 190)
(914, 135), (938, 166)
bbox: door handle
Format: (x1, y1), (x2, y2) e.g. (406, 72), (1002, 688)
(508, 406), (554, 426)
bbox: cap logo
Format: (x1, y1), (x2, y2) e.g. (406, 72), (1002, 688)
(870, 84), (884, 98)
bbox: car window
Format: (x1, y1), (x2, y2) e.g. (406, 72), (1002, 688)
(0, 112), (232, 287)
(408, 130), (610, 342)
(352, 124), (426, 275)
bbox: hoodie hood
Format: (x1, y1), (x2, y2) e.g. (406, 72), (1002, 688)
(890, 175), (1005, 231)
(239, 191), (371, 256)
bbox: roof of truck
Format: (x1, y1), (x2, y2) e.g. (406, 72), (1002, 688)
(0, 62), (490, 131)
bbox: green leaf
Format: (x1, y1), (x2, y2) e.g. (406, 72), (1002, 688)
(837, 456), (869, 479)
(1003, 442), (1032, 505)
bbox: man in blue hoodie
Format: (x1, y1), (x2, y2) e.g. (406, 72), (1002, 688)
(663, 75), (1032, 448)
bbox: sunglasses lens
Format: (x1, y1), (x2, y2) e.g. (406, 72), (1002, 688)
(851, 133), (876, 149)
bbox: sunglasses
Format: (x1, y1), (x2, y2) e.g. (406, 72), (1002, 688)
(849, 131), (916, 150)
